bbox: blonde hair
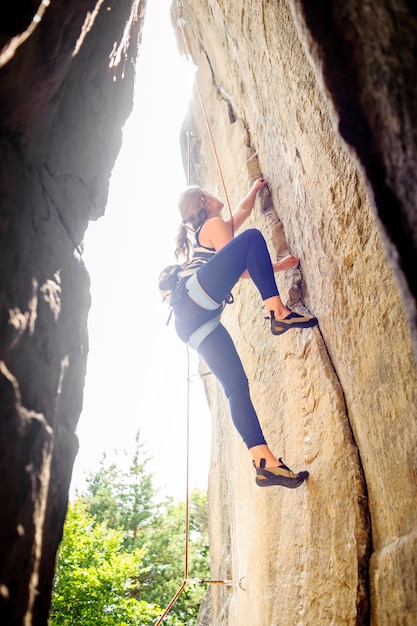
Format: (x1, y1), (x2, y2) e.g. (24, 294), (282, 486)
(174, 186), (209, 261)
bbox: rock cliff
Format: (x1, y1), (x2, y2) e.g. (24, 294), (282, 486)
(172, 1), (417, 625)
(1, 1), (416, 625)
(0, 1), (145, 624)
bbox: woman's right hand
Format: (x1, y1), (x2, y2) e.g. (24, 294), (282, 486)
(251, 177), (268, 193)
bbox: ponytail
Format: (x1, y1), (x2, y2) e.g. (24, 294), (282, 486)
(174, 186), (209, 262)
(175, 223), (192, 261)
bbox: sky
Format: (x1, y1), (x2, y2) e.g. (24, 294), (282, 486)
(70, 0), (211, 502)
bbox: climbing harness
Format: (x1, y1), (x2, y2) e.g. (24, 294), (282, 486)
(153, 4), (241, 623)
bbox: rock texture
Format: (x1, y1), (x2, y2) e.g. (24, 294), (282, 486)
(172, 1), (417, 624)
(0, 1), (145, 624)
(1, 0), (416, 624)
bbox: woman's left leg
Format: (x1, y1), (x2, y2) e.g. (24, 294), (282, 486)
(196, 324), (309, 481)
(196, 323), (267, 449)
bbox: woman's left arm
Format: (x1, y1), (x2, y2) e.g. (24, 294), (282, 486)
(225, 178), (267, 232)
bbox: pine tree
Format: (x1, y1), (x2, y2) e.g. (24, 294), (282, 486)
(52, 432), (209, 625)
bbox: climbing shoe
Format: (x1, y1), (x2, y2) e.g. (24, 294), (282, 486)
(267, 310), (318, 335)
(255, 458), (309, 488)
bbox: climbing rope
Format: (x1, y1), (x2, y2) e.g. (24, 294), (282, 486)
(153, 349), (233, 626)
(153, 4), (238, 624)
(177, 0), (234, 234)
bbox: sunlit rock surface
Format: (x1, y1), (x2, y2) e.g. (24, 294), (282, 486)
(172, 1), (417, 624)
(0, 1), (145, 624)
(1, 0), (416, 624)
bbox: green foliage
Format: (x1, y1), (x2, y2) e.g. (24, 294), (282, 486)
(142, 495), (210, 623)
(50, 500), (161, 626)
(82, 433), (156, 551)
(51, 433), (209, 626)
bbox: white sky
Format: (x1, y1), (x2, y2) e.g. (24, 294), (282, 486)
(70, 0), (211, 502)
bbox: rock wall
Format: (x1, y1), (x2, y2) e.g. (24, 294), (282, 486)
(0, 2), (145, 624)
(172, 1), (417, 624)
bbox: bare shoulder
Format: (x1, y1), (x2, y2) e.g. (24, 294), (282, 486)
(200, 217), (232, 251)
(203, 216), (224, 230)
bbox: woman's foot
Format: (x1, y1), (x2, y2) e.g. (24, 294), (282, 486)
(273, 254), (300, 272)
(268, 310), (318, 335)
(254, 458), (309, 488)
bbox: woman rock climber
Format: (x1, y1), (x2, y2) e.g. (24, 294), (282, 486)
(170, 177), (317, 488)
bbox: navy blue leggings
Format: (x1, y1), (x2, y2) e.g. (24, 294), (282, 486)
(173, 228), (279, 449)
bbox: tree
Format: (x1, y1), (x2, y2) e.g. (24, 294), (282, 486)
(51, 434), (210, 625)
(50, 500), (161, 626)
(83, 432), (157, 550)
(142, 492), (210, 624)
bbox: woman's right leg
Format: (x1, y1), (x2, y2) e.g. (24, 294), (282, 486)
(196, 229), (318, 331)
(196, 229), (279, 305)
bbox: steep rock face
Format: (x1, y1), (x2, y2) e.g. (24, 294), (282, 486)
(0, 2), (145, 624)
(172, 1), (417, 624)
